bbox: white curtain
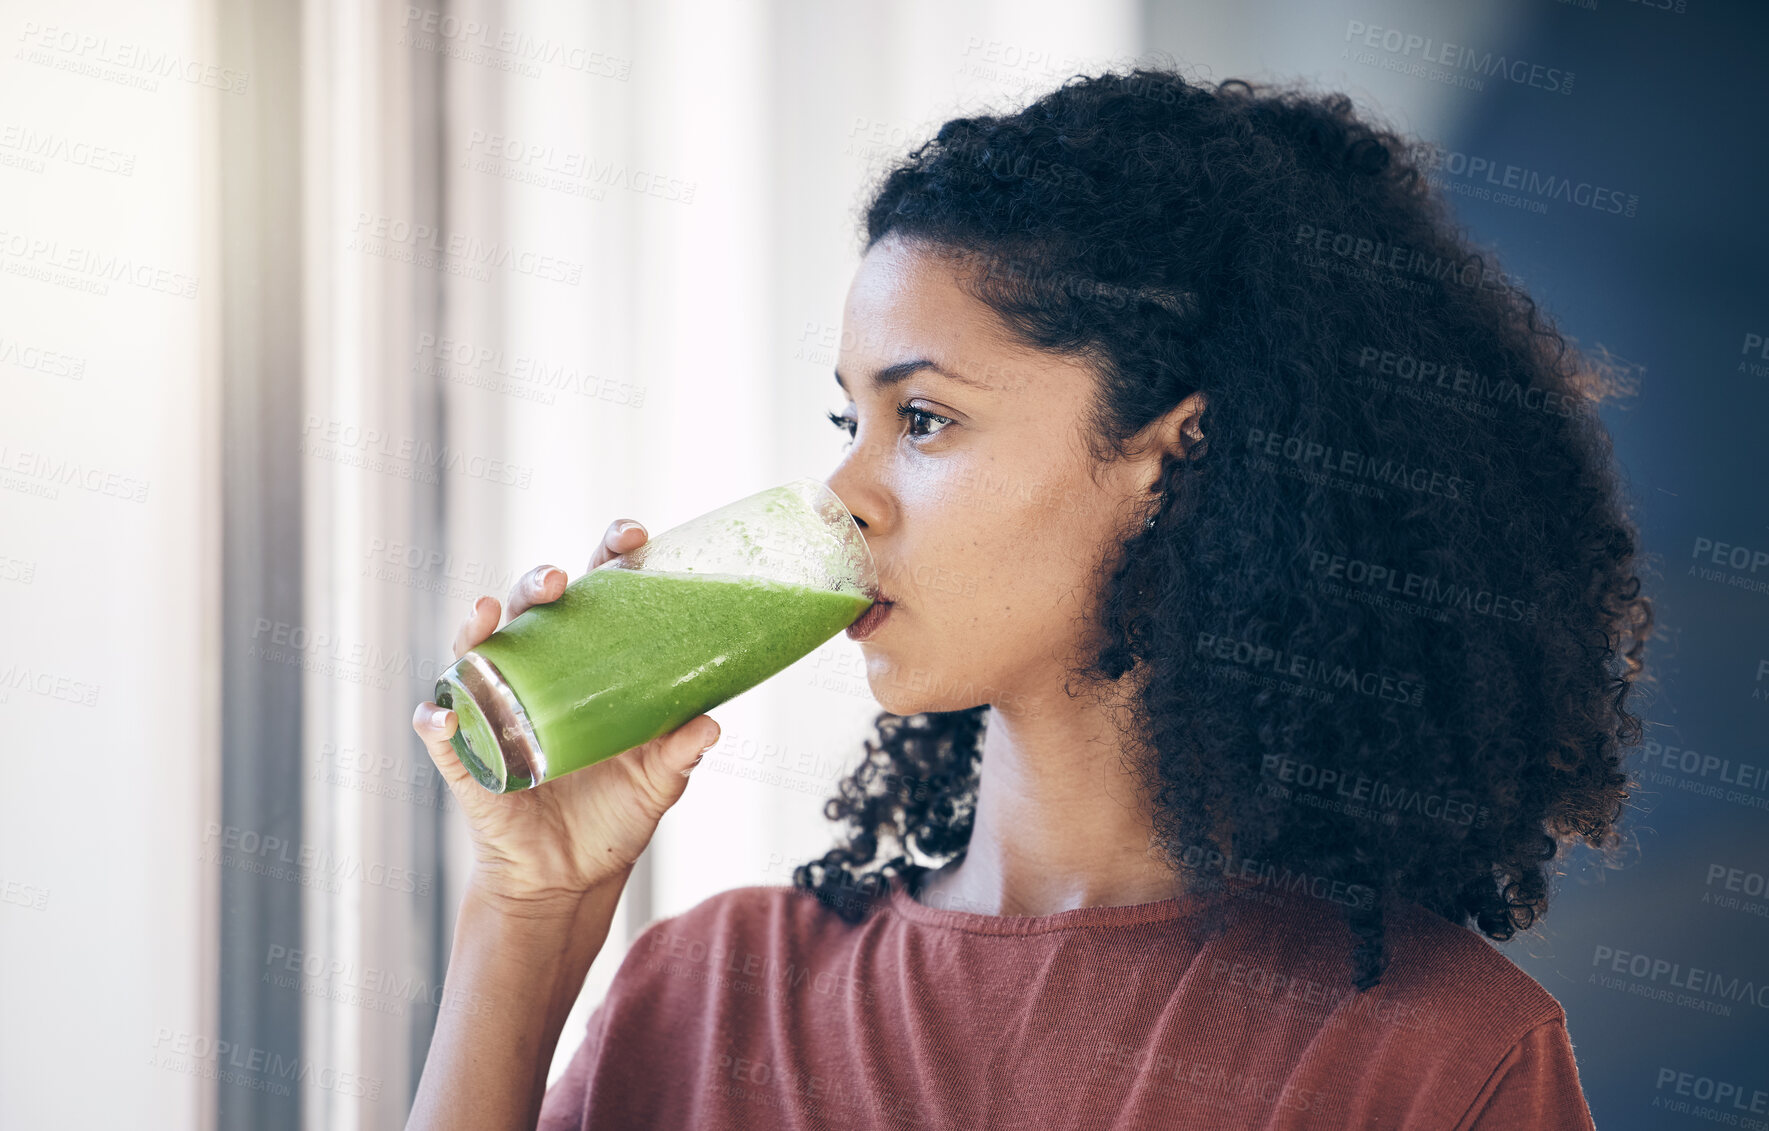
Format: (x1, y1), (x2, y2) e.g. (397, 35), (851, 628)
(0, 2), (1137, 1128)
(0, 0), (221, 1127)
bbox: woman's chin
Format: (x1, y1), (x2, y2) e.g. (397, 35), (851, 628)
(856, 655), (923, 716)
(865, 661), (988, 719)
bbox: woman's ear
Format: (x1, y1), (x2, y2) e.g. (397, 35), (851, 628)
(1163, 390), (1209, 462)
(1184, 391), (1209, 459)
(1126, 390), (1209, 499)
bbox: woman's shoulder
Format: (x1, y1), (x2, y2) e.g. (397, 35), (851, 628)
(1378, 898), (1569, 1030)
(1211, 892), (1590, 1129)
(615, 883), (868, 984)
(639, 882), (861, 936)
(1216, 887), (1570, 1046)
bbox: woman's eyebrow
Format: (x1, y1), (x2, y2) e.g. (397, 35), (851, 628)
(833, 358), (991, 393)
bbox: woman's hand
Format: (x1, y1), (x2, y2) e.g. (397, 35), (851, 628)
(411, 519), (720, 911)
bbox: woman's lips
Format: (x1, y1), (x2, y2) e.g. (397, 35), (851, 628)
(846, 600), (895, 641)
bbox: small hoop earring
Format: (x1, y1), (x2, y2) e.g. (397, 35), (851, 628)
(1144, 513), (1157, 531)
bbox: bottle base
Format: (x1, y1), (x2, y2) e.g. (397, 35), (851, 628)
(434, 651), (547, 793)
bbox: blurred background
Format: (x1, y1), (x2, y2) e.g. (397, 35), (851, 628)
(2, 0), (1765, 1128)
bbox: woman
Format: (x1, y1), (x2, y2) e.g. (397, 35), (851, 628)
(408, 68), (1650, 1130)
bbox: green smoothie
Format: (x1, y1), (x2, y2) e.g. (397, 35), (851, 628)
(456, 567), (872, 783)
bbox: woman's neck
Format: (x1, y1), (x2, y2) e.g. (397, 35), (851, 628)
(915, 695), (1186, 918)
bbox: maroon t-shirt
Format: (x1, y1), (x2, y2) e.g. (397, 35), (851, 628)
(539, 875), (1596, 1129)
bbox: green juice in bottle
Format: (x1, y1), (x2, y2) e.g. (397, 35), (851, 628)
(433, 477), (880, 793)
(469, 569), (869, 773)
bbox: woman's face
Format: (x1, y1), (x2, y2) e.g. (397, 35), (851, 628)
(824, 234), (1176, 717)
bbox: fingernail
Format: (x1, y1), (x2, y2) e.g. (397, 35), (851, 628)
(681, 753), (705, 778)
(529, 569), (552, 595)
(617, 520), (644, 538)
(430, 707), (451, 730)
(699, 727), (720, 754)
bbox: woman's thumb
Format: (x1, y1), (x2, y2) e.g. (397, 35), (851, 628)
(677, 715), (720, 777)
(632, 715), (720, 808)
(413, 702), (475, 790)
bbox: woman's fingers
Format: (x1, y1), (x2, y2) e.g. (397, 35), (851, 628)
(449, 564), (565, 665)
(431, 526), (645, 794)
(589, 520), (646, 571)
(452, 595), (501, 660)
(504, 564), (565, 623)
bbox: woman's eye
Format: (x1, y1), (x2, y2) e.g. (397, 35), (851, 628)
(825, 403), (953, 445)
(896, 403), (953, 439)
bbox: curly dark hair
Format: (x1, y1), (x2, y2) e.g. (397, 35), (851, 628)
(791, 66), (1654, 990)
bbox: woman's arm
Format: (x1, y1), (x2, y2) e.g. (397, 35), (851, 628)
(406, 869), (629, 1131)
(402, 519), (721, 1128)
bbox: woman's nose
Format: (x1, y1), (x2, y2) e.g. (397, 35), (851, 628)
(824, 478), (867, 529)
(822, 468), (886, 536)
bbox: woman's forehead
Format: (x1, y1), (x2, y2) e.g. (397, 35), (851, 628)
(838, 238), (1062, 397)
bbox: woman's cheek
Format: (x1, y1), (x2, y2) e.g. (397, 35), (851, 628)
(903, 560), (984, 606)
